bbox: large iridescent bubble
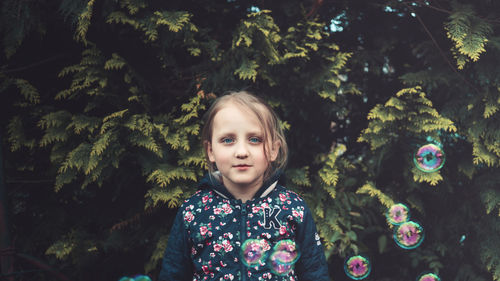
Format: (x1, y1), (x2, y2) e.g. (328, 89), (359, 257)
(386, 203), (410, 225)
(394, 221), (425, 249)
(344, 255), (371, 280)
(413, 144), (445, 173)
(416, 272), (441, 281)
(241, 239), (270, 267)
(268, 240), (300, 276)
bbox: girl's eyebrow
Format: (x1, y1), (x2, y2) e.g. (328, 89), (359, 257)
(246, 131), (263, 136)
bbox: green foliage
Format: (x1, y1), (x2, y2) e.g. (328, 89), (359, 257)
(359, 86), (456, 185)
(2, 1), (500, 280)
(445, 3), (492, 69)
(45, 233), (76, 260)
(75, 0), (97, 44)
(356, 181), (394, 209)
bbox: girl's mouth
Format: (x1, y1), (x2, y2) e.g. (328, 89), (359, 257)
(234, 164), (251, 170)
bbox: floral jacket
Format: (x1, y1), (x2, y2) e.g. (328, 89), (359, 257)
(158, 172), (330, 281)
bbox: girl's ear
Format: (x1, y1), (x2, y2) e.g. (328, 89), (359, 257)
(269, 140), (280, 162)
(205, 141), (215, 162)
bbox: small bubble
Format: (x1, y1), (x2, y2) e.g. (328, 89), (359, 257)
(386, 203), (410, 225)
(344, 255), (371, 280)
(416, 272), (441, 281)
(394, 221), (425, 249)
(413, 143), (445, 173)
(133, 276), (152, 281)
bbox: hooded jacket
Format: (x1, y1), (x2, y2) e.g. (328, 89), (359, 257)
(158, 172), (330, 281)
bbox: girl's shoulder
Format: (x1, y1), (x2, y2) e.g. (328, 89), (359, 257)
(273, 185), (306, 203)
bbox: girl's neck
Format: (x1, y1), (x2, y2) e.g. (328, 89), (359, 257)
(221, 177), (263, 203)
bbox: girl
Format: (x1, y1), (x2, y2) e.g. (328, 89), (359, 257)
(159, 91), (330, 281)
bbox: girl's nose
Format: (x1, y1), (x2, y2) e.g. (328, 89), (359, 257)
(235, 143), (249, 158)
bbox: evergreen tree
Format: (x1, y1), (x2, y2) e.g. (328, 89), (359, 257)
(1, 0), (499, 280)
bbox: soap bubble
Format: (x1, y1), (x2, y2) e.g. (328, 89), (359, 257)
(413, 144), (445, 173)
(118, 275), (151, 281)
(344, 255), (371, 280)
(268, 240), (300, 276)
(272, 240), (300, 264)
(394, 221), (425, 249)
(269, 251), (294, 275)
(386, 203), (410, 225)
(416, 272), (441, 281)
(241, 239), (270, 267)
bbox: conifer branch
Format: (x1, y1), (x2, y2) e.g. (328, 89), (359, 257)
(405, 3), (480, 95)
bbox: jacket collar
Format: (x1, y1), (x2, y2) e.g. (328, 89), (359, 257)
(198, 171), (281, 201)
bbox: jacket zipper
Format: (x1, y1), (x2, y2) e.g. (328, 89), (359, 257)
(241, 202), (247, 281)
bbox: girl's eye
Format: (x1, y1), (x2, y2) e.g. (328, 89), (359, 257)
(249, 137), (262, 143)
(221, 138), (234, 144)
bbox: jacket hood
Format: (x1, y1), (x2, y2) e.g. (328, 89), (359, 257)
(198, 170), (282, 201)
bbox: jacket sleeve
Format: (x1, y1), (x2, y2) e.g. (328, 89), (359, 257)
(158, 207), (194, 281)
(294, 204), (330, 281)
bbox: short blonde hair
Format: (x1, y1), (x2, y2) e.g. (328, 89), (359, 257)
(201, 91), (288, 181)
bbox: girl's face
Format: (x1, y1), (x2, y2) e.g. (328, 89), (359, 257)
(207, 103), (278, 191)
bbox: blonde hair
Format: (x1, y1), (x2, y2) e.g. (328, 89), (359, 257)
(201, 91), (288, 181)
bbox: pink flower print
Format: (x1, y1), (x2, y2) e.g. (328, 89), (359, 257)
(184, 211), (194, 222)
(214, 208), (222, 215)
(279, 225), (287, 235)
(210, 252), (215, 257)
(200, 226), (209, 236)
(202, 195), (209, 204)
(222, 204), (233, 214)
(223, 240), (233, 252)
(279, 193), (287, 202)
(287, 200), (291, 205)
(213, 243), (222, 252)
(191, 247), (197, 255)
(261, 240), (271, 251)
(292, 209), (303, 220)
(209, 215), (215, 220)
(252, 206), (261, 213)
(202, 265), (210, 274)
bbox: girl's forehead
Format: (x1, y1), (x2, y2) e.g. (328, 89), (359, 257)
(216, 102), (266, 120)
(211, 102), (269, 131)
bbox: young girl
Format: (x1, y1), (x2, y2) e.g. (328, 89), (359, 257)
(159, 91), (330, 281)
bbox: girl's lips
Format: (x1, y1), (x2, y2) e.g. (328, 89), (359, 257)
(234, 164), (251, 170)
